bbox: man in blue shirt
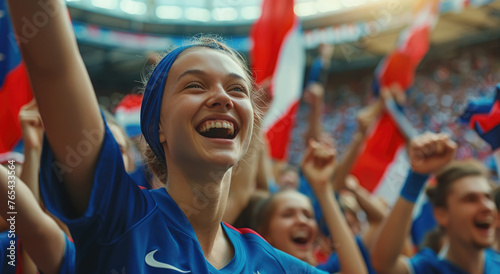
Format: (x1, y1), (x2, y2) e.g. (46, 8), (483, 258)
(371, 132), (500, 274)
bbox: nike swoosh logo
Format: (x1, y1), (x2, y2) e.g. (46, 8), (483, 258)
(145, 250), (191, 273)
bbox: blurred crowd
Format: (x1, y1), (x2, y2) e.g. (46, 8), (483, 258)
(289, 45), (500, 170)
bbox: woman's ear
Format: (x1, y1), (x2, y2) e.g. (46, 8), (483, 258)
(158, 122), (166, 144)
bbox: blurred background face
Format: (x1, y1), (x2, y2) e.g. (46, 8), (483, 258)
(440, 176), (497, 249)
(340, 192), (361, 235)
(277, 169), (299, 190)
(108, 123), (135, 173)
(344, 210), (361, 236)
(263, 190), (318, 262)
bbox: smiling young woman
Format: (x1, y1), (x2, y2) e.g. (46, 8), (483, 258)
(6, 0), (328, 273)
(250, 140), (369, 274)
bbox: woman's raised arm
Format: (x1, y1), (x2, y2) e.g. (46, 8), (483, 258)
(7, 0), (104, 215)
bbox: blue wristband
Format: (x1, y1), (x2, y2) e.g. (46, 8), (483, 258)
(400, 171), (429, 203)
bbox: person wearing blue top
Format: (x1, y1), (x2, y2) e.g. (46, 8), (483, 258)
(295, 100), (385, 274)
(0, 164), (76, 274)
(0, 98), (74, 273)
(372, 132), (500, 274)
(409, 247), (500, 274)
(0, 230), (19, 274)
(317, 236), (375, 274)
(252, 140), (368, 273)
(7, 1), (329, 272)
(39, 122), (324, 273)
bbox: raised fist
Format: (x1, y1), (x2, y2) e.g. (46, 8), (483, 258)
(356, 100), (383, 136)
(303, 82), (324, 106)
(344, 175), (360, 192)
(408, 132), (457, 174)
(301, 139), (337, 191)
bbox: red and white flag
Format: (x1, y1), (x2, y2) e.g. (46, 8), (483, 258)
(352, 0), (440, 199)
(350, 0), (441, 247)
(115, 94), (143, 138)
(0, 0), (33, 162)
(250, 0), (305, 161)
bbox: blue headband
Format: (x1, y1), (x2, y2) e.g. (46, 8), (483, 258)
(141, 45), (195, 162)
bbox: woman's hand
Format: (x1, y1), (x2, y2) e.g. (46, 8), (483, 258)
(301, 139), (337, 192)
(408, 132), (457, 174)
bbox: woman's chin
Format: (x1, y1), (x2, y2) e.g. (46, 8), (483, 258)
(202, 152), (242, 170)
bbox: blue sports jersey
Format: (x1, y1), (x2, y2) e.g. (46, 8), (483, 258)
(129, 163), (152, 190)
(409, 248), (500, 274)
(0, 231), (17, 274)
(40, 122), (327, 273)
(0, 231), (74, 273)
(317, 236), (376, 274)
(59, 233), (76, 274)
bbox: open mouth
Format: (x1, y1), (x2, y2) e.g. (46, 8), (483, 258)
(473, 216), (494, 234)
(197, 120), (238, 139)
(291, 230), (311, 246)
(474, 220), (492, 230)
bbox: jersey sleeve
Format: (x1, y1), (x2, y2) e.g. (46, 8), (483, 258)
(408, 248), (441, 274)
(316, 253), (340, 273)
(485, 249), (500, 273)
(56, 233), (76, 274)
(39, 120), (156, 245)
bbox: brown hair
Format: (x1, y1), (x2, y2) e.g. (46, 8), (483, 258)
(492, 186), (500, 210)
(141, 36), (264, 184)
(420, 228), (446, 253)
(253, 193), (281, 236)
(426, 159), (489, 208)
(233, 191), (271, 230)
(252, 189), (312, 236)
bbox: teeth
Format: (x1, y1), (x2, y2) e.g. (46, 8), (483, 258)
(198, 120), (235, 135)
(292, 230), (309, 239)
(475, 216), (494, 225)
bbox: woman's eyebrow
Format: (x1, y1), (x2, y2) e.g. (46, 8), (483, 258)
(176, 69), (245, 83)
(176, 69), (205, 82)
(227, 72), (246, 81)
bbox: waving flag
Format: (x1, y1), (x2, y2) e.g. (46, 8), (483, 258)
(350, 0), (440, 247)
(250, 0), (305, 160)
(0, 0), (34, 157)
(462, 84), (500, 150)
(459, 97), (494, 124)
(352, 0), (439, 193)
(411, 193), (437, 247)
(115, 94), (143, 138)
